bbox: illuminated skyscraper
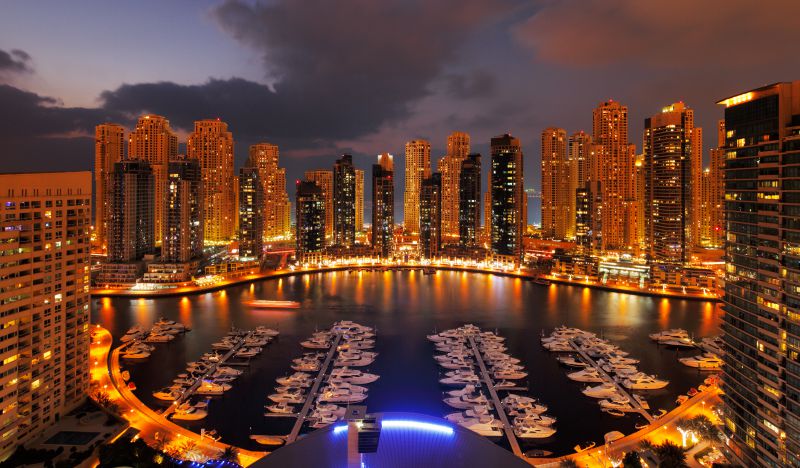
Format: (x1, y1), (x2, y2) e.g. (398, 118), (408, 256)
(274, 168), (292, 240)
(355, 169), (365, 232)
(0, 172), (91, 460)
(295, 180), (325, 260)
(163, 157), (203, 263)
(248, 143), (290, 240)
(589, 100), (637, 252)
(305, 170), (334, 245)
(490, 134), (524, 259)
(238, 165), (264, 258)
(107, 160), (155, 262)
(483, 171), (492, 243)
(404, 139), (431, 235)
(420, 173), (442, 258)
(128, 114), (177, 244)
(187, 119), (235, 244)
(568, 131), (591, 240)
(372, 153), (395, 257)
(333, 154), (356, 247)
(720, 80), (800, 467)
(541, 127), (570, 239)
(438, 131), (470, 244)
(702, 120), (725, 248)
(94, 123), (124, 251)
(459, 153), (481, 247)
(643, 102), (701, 263)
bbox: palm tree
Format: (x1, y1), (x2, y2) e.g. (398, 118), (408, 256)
(652, 440), (688, 468)
(217, 446), (240, 466)
(687, 414), (717, 441)
(622, 450), (643, 468)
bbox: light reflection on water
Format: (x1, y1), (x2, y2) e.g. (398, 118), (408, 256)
(91, 270), (722, 455)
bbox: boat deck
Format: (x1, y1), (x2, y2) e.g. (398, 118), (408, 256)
(285, 333), (344, 444)
(568, 339), (654, 423)
(466, 335), (523, 457)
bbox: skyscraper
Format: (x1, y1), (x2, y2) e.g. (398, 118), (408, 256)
(459, 153), (481, 247)
(249, 143), (290, 240)
(702, 120), (725, 248)
(295, 180), (325, 260)
(305, 170), (334, 245)
(490, 134), (524, 260)
(420, 173), (442, 258)
(333, 154), (356, 247)
(643, 102), (701, 263)
(483, 172), (492, 243)
(569, 131), (591, 241)
(438, 131), (470, 244)
(163, 157), (203, 263)
(404, 139), (431, 235)
(541, 128), (570, 239)
(128, 114), (177, 245)
(589, 100), (637, 252)
(0, 172), (92, 460)
(372, 153), (395, 257)
(94, 123), (124, 251)
(355, 169), (365, 233)
(187, 119), (235, 244)
(719, 80), (800, 467)
(238, 165), (264, 258)
(107, 160), (155, 263)
(274, 167), (292, 240)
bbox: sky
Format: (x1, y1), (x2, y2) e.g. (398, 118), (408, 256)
(2, 0), (800, 224)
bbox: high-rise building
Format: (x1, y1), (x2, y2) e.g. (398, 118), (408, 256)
(304, 170), (334, 245)
(94, 123), (125, 251)
(128, 114), (177, 245)
(483, 171), (492, 243)
(438, 131), (470, 244)
(459, 153), (481, 247)
(274, 167), (292, 240)
(333, 154), (356, 247)
(249, 143), (290, 240)
(163, 157), (203, 263)
(490, 134), (524, 259)
(719, 81), (800, 467)
(0, 172), (92, 460)
(187, 119), (235, 244)
(575, 188), (592, 252)
(589, 100), (637, 252)
(643, 102), (701, 263)
(420, 173), (442, 258)
(701, 120), (725, 248)
(541, 128), (570, 239)
(295, 180), (325, 260)
(372, 153), (395, 257)
(238, 165), (264, 258)
(404, 139), (431, 235)
(568, 131), (591, 240)
(107, 160), (155, 262)
(355, 169), (365, 233)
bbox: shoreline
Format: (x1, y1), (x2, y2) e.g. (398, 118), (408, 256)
(91, 264), (720, 302)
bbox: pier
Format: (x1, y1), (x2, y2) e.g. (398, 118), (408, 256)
(285, 333), (344, 444)
(161, 331), (254, 419)
(466, 335), (522, 457)
(568, 339), (654, 423)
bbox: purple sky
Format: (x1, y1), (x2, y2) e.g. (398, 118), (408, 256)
(2, 0), (799, 223)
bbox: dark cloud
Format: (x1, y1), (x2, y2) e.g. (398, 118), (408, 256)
(443, 70), (496, 99)
(0, 49), (33, 81)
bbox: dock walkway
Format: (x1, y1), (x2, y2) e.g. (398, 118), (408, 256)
(467, 335), (522, 457)
(285, 333), (343, 444)
(568, 339), (654, 423)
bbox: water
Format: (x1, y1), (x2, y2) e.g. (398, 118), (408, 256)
(91, 269), (722, 456)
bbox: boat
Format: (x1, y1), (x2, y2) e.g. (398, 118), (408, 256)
(445, 384), (479, 398)
(328, 368), (379, 385)
(325, 380), (369, 394)
(301, 338), (330, 349)
(445, 413), (503, 437)
(574, 441), (596, 453)
(622, 374), (669, 390)
(533, 277), (552, 286)
(514, 413), (556, 426)
(604, 431), (625, 443)
(661, 337), (696, 348)
(121, 370), (131, 381)
(215, 366), (242, 377)
(603, 408), (625, 417)
(244, 300), (301, 309)
(567, 369), (604, 383)
(494, 380), (519, 390)
(144, 333), (174, 343)
(171, 406), (208, 420)
(676, 395), (689, 405)
(265, 402), (296, 414)
(582, 383), (621, 399)
(513, 421), (556, 438)
(122, 349), (151, 360)
(269, 392), (305, 404)
(153, 388), (183, 401)
(236, 347), (262, 358)
(649, 328), (690, 342)
(599, 397), (632, 411)
(524, 450), (553, 458)
(256, 326), (281, 337)
(557, 355), (588, 368)
(318, 388), (367, 404)
(493, 369), (527, 380)
(196, 381), (231, 396)
(250, 435), (286, 446)
(444, 393), (490, 409)
(679, 353), (723, 370)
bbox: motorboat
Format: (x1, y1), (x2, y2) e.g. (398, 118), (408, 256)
(236, 347), (262, 358)
(446, 384), (479, 398)
(244, 300), (300, 309)
(153, 388), (183, 401)
(543, 340), (573, 352)
(269, 392), (305, 404)
(301, 338), (330, 349)
(145, 333), (174, 343)
(679, 353), (723, 370)
(329, 368), (379, 385)
(310, 412), (339, 428)
(439, 359), (474, 370)
(265, 402), (296, 414)
(445, 413), (503, 437)
(505, 400), (548, 415)
(315, 403), (346, 417)
(171, 406), (207, 420)
(649, 328), (690, 343)
(661, 337), (696, 348)
(334, 355), (375, 367)
(514, 412), (556, 426)
(215, 366), (242, 377)
(318, 388), (367, 404)
(122, 346), (151, 360)
(325, 380), (368, 394)
(574, 441), (596, 453)
(557, 355), (587, 368)
(440, 373), (480, 386)
(582, 383), (621, 399)
(622, 374), (669, 390)
(494, 369), (527, 380)
(211, 340), (236, 350)
(256, 326), (281, 337)
(292, 360), (321, 372)
(513, 421), (556, 439)
(196, 381), (231, 396)
(444, 393), (489, 409)
(276, 375), (312, 388)
(464, 404), (492, 418)
(567, 369), (604, 383)
(599, 397), (633, 411)
(494, 380), (519, 390)
(603, 408), (626, 417)
(699, 336), (724, 355)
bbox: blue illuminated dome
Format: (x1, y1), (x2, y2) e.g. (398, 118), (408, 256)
(251, 412), (531, 467)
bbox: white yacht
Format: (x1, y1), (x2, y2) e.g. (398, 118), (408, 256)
(505, 400), (548, 415)
(329, 368), (379, 384)
(514, 421), (557, 439)
(325, 380), (368, 394)
(318, 388), (368, 404)
(494, 369), (527, 380)
(679, 353), (723, 370)
(514, 412), (556, 426)
(649, 329), (690, 343)
(599, 397), (632, 411)
(661, 337), (696, 348)
(446, 384), (478, 398)
(196, 381), (231, 396)
(145, 333), (174, 343)
(444, 393), (490, 409)
(153, 388), (183, 401)
(445, 413), (503, 437)
(269, 392), (305, 404)
(582, 383), (621, 399)
(301, 338), (330, 349)
(256, 326), (280, 337)
(215, 366), (242, 377)
(171, 406), (207, 420)
(265, 401), (296, 414)
(440, 373), (480, 386)
(566, 369), (604, 383)
(556, 355), (587, 368)
(622, 374), (669, 390)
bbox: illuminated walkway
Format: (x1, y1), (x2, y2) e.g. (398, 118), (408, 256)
(91, 326), (267, 465)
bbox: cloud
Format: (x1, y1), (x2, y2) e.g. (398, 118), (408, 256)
(443, 70), (496, 99)
(513, 0), (800, 69)
(0, 48), (33, 82)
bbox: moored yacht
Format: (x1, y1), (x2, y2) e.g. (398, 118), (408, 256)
(679, 353), (723, 370)
(622, 374), (669, 390)
(582, 383), (621, 399)
(567, 369), (604, 383)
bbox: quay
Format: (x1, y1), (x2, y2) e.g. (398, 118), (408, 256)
(568, 339), (654, 423)
(285, 333), (344, 444)
(466, 335), (522, 457)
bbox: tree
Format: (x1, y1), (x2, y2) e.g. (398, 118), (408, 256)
(687, 414), (718, 442)
(559, 459), (580, 468)
(622, 450), (643, 468)
(217, 446), (240, 466)
(652, 440), (688, 468)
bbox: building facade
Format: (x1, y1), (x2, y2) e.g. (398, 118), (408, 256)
(569, 131), (592, 242)
(295, 180), (325, 261)
(404, 140), (431, 235)
(238, 165), (264, 259)
(490, 134), (524, 260)
(0, 172), (92, 459)
(187, 119), (235, 244)
(127, 114), (177, 245)
(355, 169), (364, 233)
(720, 81), (800, 467)
(248, 143), (290, 241)
(420, 173), (442, 258)
(372, 153), (395, 258)
(163, 157), (203, 263)
(541, 127), (570, 239)
(107, 160), (155, 263)
(333, 154), (356, 247)
(702, 120), (726, 248)
(438, 131), (470, 244)
(459, 153), (481, 248)
(93, 123), (125, 251)
(304, 170), (334, 245)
